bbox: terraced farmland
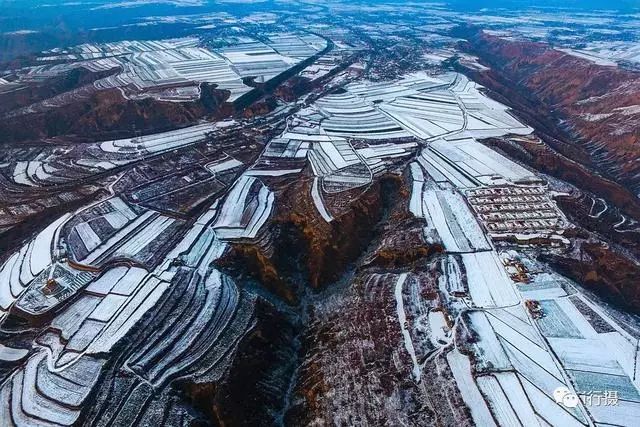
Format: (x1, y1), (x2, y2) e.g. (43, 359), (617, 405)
(1, 7), (640, 426)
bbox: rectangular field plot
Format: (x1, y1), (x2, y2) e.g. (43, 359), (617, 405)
(536, 300), (585, 339)
(569, 370), (640, 402)
(467, 311), (511, 371)
(38, 35), (325, 103)
(316, 92), (412, 140)
(430, 138), (536, 186)
(586, 399), (640, 426)
(447, 349), (497, 427)
(421, 189), (491, 252)
(548, 337), (628, 376)
(477, 374), (525, 426)
(418, 148), (480, 189)
(517, 277), (567, 300)
(463, 252), (519, 307)
(519, 376), (587, 427)
(100, 123), (218, 155)
(480, 372), (541, 427)
(213, 175), (274, 240)
(538, 298), (599, 339)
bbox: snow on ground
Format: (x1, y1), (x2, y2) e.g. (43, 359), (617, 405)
(0, 254), (21, 310)
(213, 175), (275, 240)
(206, 158), (243, 174)
(463, 252), (518, 307)
(427, 310), (449, 347)
(80, 211), (157, 264)
(311, 176), (334, 222)
(558, 48), (618, 66)
(13, 161), (36, 186)
(30, 214), (70, 274)
(519, 377), (586, 427)
(409, 162), (425, 217)
(0, 213), (70, 321)
(467, 311), (511, 370)
(447, 349), (497, 427)
(87, 276), (169, 355)
(420, 188), (491, 252)
(477, 375), (523, 426)
(245, 169), (302, 177)
(394, 273), (421, 382)
(586, 399), (640, 426)
(0, 344), (29, 362)
(494, 372), (541, 427)
(74, 222), (101, 253)
(430, 138), (536, 185)
(85, 267), (129, 296)
(100, 122), (218, 154)
(111, 216), (176, 259)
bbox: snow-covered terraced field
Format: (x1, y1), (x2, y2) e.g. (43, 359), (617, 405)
(316, 92), (412, 140)
(463, 252), (519, 307)
(66, 197), (140, 261)
(410, 162), (490, 251)
(295, 70), (535, 228)
(95, 46), (248, 99)
(460, 304), (592, 427)
(448, 248), (640, 427)
(561, 41), (640, 66)
(392, 79), (640, 426)
(267, 33), (327, 59)
(261, 137), (310, 160)
(430, 138), (536, 186)
(314, 72), (530, 142)
(0, 265), (171, 425)
(247, 134), (310, 177)
(99, 122), (220, 155)
(0, 186), (264, 426)
(78, 210), (181, 268)
(35, 34), (326, 102)
(447, 349), (497, 426)
(0, 214), (69, 322)
(39, 38), (201, 62)
(4, 26), (639, 426)
(126, 268), (251, 386)
(213, 175), (275, 240)
(0, 351), (104, 427)
(378, 92), (465, 139)
(9, 120), (238, 188)
(357, 141), (418, 176)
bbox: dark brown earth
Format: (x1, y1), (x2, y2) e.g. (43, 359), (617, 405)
(0, 83), (232, 144)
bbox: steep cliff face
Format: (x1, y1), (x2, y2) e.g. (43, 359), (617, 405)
(181, 299), (299, 427)
(212, 171), (467, 426)
(284, 175), (468, 426)
(459, 28), (640, 196)
(218, 175), (394, 304)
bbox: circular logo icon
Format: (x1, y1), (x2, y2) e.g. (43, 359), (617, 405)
(562, 392), (580, 408)
(553, 386), (570, 403)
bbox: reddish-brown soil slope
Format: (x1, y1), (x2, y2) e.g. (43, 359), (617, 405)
(0, 83), (232, 144)
(460, 28), (640, 196)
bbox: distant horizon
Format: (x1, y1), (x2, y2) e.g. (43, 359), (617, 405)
(0, 0), (637, 61)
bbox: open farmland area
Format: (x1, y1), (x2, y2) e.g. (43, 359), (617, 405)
(1, 1), (640, 426)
